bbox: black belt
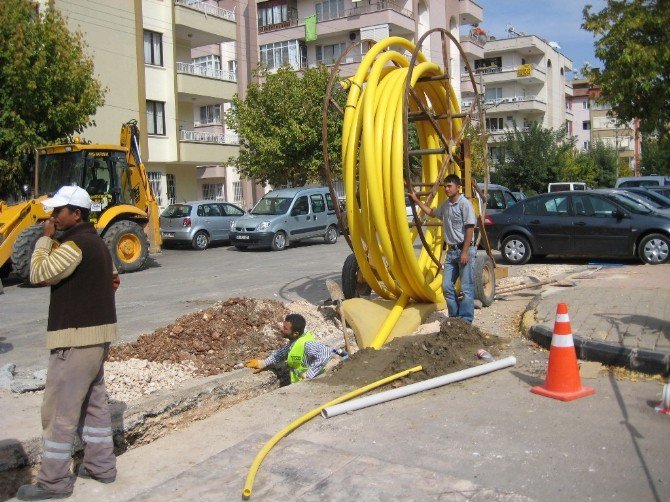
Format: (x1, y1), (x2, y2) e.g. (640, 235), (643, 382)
(450, 242), (473, 249)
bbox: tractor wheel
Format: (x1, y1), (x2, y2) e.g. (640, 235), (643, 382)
(10, 225), (45, 282)
(103, 220), (150, 273)
(341, 253), (372, 299)
(473, 253), (495, 307)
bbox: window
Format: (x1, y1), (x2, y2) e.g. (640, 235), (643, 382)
(582, 100), (590, 109)
(325, 193), (335, 211)
(259, 40), (306, 70)
(166, 173), (176, 204)
(582, 121), (590, 130)
(148, 171), (164, 206)
(146, 101), (165, 135)
(310, 194), (325, 213)
(525, 196), (569, 216)
(258, 2), (289, 28)
(316, 43), (345, 64)
(583, 141), (590, 150)
(485, 87), (503, 101)
(233, 181), (243, 203)
(573, 195), (616, 217)
(315, 0), (344, 21)
(202, 183), (225, 200)
(485, 117), (504, 131)
(228, 60), (237, 77)
(192, 54), (221, 77)
(474, 56), (502, 72)
(199, 104), (221, 125)
(143, 30), (163, 66)
(222, 203), (244, 216)
(292, 196), (309, 215)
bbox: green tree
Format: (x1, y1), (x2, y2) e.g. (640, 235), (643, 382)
(582, 1), (670, 136)
(225, 65), (345, 187)
(463, 123), (489, 182)
(571, 140), (620, 187)
(0, 0), (105, 196)
(491, 122), (575, 193)
(640, 135), (670, 175)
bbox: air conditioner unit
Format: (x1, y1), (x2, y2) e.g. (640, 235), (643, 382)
(345, 57), (354, 64)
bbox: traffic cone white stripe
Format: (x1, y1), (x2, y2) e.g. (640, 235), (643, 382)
(551, 335), (575, 348)
(555, 314), (570, 323)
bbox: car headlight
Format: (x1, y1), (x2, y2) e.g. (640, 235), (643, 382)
(230, 220), (237, 231)
(256, 221), (270, 231)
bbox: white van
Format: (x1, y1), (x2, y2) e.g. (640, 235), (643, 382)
(548, 182), (587, 192)
(615, 176), (670, 188)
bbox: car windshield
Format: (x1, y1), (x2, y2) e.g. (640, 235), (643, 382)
(161, 204), (191, 218)
(609, 194), (653, 214)
(251, 196), (292, 215)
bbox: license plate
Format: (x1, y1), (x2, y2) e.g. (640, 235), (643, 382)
(162, 232), (175, 238)
(236, 235), (249, 240)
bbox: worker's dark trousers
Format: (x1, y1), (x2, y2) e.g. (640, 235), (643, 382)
(37, 343), (116, 493)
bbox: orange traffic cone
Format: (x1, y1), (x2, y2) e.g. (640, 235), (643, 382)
(531, 303), (595, 402)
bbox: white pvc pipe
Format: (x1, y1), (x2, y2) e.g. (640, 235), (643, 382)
(321, 356), (516, 419)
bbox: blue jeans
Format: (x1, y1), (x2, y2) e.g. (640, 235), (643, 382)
(442, 246), (476, 323)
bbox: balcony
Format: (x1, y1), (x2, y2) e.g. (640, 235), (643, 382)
(174, 0), (236, 46)
(466, 64), (546, 85)
(458, 0), (484, 26)
(176, 63), (237, 101)
(485, 35), (547, 57)
(484, 95), (547, 114)
(459, 34), (485, 59)
(257, 0), (414, 42)
(179, 129), (240, 164)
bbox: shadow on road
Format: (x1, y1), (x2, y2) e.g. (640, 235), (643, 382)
(278, 271), (342, 304)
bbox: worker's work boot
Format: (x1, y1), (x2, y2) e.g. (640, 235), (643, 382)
(77, 464), (116, 484)
(16, 483), (72, 500)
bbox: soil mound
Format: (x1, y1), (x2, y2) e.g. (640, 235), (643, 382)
(323, 318), (501, 387)
(109, 297), (290, 376)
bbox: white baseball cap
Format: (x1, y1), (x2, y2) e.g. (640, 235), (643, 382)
(41, 186), (93, 210)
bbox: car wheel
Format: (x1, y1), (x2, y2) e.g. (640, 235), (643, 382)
(191, 231), (209, 250)
(473, 253), (495, 307)
(638, 233), (670, 264)
(234, 245), (248, 251)
(271, 230), (287, 251)
(324, 225), (338, 244)
(501, 234), (532, 265)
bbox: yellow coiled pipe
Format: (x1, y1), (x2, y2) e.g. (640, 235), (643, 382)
(242, 365), (423, 499)
(342, 37), (463, 349)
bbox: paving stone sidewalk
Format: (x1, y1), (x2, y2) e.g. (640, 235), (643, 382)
(528, 264), (670, 375)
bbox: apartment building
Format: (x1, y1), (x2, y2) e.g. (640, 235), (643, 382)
(460, 31), (573, 160)
(568, 79), (638, 171)
(39, 0), (263, 210)
(252, 0), (483, 84)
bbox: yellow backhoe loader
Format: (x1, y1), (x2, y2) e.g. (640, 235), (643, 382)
(0, 120), (161, 281)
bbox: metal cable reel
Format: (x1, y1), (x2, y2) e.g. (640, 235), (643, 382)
(322, 32), (498, 348)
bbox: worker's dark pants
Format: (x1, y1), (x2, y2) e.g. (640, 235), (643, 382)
(37, 343), (116, 493)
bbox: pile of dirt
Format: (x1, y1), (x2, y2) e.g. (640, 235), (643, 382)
(323, 318), (502, 387)
(109, 297), (290, 376)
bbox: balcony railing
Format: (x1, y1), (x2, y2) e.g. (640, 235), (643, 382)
(345, 0), (414, 19)
(258, 10), (299, 33)
(175, 0), (235, 22)
(461, 64), (545, 78)
(176, 62), (237, 82)
(484, 94), (545, 106)
(193, 120), (223, 127)
(180, 129), (239, 144)
(460, 34), (486, 48)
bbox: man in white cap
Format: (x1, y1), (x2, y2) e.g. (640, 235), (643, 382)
(17, 186), (118, 500)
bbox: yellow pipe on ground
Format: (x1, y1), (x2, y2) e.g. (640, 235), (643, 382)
(242, 365), (423, 499)
(342, 37), (462, 347)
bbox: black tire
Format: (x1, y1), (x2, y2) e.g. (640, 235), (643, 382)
(271, 230), (287, 251)
(324, 224), (338, 244)
(103, 220), (150, 273)
(638, 233), (670, 264)
(10, 225), (44, 282)
(234, 245), (248, 251)
(0, 260), (12, 280)
(191, 231), (209, 251)
(341, 253), (372, 299)
(500, 234), (532, 265)
(473, 253), (495, 307)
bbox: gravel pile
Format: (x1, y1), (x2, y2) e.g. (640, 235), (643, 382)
(105, 359), (196, 402)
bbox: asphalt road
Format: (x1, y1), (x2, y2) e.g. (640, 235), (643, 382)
(0, 239), (352, 372)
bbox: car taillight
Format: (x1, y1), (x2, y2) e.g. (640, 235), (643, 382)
(483, 215), (494, 226)
(182, 217), (191, 227)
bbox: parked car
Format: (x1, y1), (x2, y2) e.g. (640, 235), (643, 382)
(229, 186), (339, 250)
(477, 183), (519, 214)
(615, 175), (670, 188)
(512, 191), (527, 200)
(619, 187), (670, 209)
(647, 186), (670, 199)
(484, 189), (670, 265)
(160, 201), (246, 250)
(548, 182), (588, 192)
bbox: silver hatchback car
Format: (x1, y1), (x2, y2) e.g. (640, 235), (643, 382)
(160, 200), (246, 250)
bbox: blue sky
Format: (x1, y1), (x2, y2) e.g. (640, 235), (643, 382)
(475, 0), (606, 75)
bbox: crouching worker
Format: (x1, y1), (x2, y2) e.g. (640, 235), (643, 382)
(246, 314), (346, 382)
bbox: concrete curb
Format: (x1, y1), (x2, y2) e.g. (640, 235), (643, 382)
(0, 369), (280, 472)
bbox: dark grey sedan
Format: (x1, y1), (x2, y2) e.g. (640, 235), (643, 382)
(484, 190), (670, 265)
